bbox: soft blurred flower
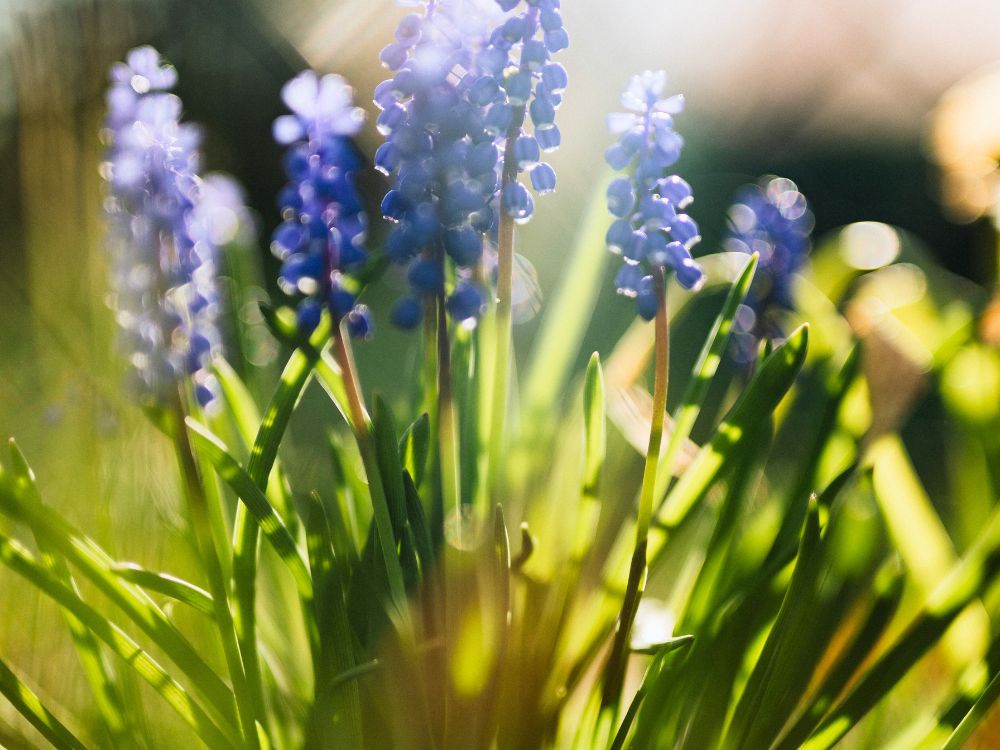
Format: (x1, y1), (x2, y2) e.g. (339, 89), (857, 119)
(723, 176), (813, 360)
(102, 46), (243, 408)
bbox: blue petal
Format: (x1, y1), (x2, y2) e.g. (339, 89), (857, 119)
(536, 124), (561, 151)
(607, 177), (635, 218)
(408, 258), (444, 294)
(530, 163), (557, 194)
(346, 306), (373, 339)
(391, 297), (422, 329)
(544, 28), (569, 53)
(502, 182), (534, 222)
(513, 135), (540, 169)
(446, 282), (485, 322)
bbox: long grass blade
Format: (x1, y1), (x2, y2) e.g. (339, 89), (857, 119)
(941, 666), (1000, 750)
(723, 499), (822, 750)
(0, 533), (240, 749)
(802, 504), (1000, 750)
(653, 252), (757, 500)
(111, 563), (215, 616)
(658, 323), (810, 529)
(7, 439), (132, 747)
(0, 655), (88, 750)
(185, 419), (313, 599)
(304, 493), (362, 748)
(0, 470), (238, 731)
(521, 183), (610, 428)
(771, 560), (904, 750)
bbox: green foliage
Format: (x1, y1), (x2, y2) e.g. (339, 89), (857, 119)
(2, 100), (1000, 750)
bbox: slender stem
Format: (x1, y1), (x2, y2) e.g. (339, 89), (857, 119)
(423, 296), (445, 549)
(487, 123), (522, 503)
(423, 295), (440, 432)
(331, 325), (409, 619)
(332, 325), (371, 441)
(170, 390), (260, 750)
(601, 269), (669, 711)
(436, 291), (462, 543)
(636, 271), (669, 544)
(231, 509), (265, 738)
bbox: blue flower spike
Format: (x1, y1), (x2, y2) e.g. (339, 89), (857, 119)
(375, 0), (568, 329)
(102, 46), (247, 407)
(271, 70), (372, 339)
(605, 70), (704, 320)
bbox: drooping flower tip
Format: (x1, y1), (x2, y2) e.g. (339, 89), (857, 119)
(102, 46), (245, 409)
(272, 70), (371, 339)
(604, 70), (705, 316)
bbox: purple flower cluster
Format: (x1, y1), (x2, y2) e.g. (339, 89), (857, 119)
(375, 0), (568, 329)
(605, 71), (704, 320)
(102, 46), (235, 407)
(271, 71), (372, 338)
(723, 176), (813, 356)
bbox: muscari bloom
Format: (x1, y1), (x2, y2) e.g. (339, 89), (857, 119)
(375, 0), (568, 329)
(102, 46), (239, 408)
(271, 70), (372, 338)
(605, 71), (704, 320)
(723, 176), (813, 360)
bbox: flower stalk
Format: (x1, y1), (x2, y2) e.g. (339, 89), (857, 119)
(601, 267), (668, 711)
(331, 324), (410, 623)
(436, 288), (463, 542)
(168, 391), (261, 750)
(487, 123), (522, 503)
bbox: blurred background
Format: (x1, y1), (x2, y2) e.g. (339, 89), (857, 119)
(2, 0), (1000, 743)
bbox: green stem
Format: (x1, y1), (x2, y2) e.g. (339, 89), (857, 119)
(636, 271), (669, 542)
(331, 325), (409, 620)
(601, 269), (669, 710)
(231, 325), (327, 731)
(423, 294), (445, 548)
(228, 510), (269, 746)
(423, 295), (441, 427)
(170, 392), (260, 750)
(487, 121), (522, 502)
(437, 291), (462, 541)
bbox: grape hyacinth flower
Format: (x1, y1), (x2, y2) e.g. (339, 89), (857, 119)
(102, 46), (237, 408)
(600, 71), (708, 705)
(605, 70), (704, 320)
(483, 0), (569, 220)
(270, 70), (372, 339)
(723, 176), (813, 360)
(375, 0), (568, 329)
